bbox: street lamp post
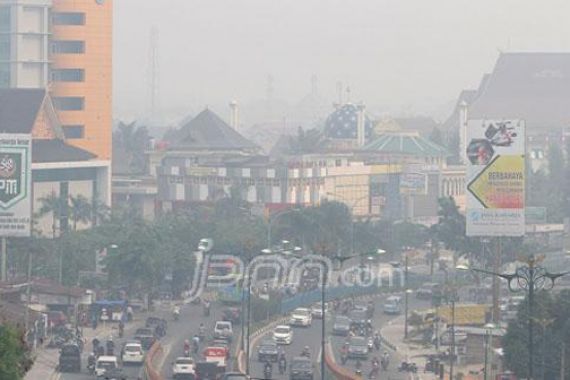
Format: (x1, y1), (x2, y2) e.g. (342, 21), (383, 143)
(458, 255), (569, 380)
(266, 208), (300, 251)
(483, 323), (495, 380)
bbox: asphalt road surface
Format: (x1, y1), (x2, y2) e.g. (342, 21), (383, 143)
(250, 319), (325, 380)
(328, 293), (430, 380)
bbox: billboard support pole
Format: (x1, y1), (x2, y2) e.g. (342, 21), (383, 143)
(1, 237), (6, 282)
(492, 238), (501, 323)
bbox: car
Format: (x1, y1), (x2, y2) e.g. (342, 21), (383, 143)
(221, 372), (250, 380)
(289, 357), (314, 380)
(58, 343), (81, 372)
(416, 283), (440, 300)
(172, 356), (196, 379)
(145, 316), (167, 329)
(273, 325), (293, 345)
(257, 340), (279, 362)
(134, 327), (156, 350)
(289, 308), (312, 327)
(383, 296), (402, 315)
(332, 316), (351, 336)
(214, 321), (233, 341)
(348, 309), (368, 328)
(121, 342), (144, 365)
(222, 307), (241, 323)
(95, 355), (119, 378)
(310, 303), (328, 319)
(347, 337), (369, 359)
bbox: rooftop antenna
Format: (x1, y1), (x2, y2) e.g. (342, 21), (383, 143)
(148, 26), (160, 123)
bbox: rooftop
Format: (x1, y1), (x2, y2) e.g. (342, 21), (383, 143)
(362, 131), (449, 157)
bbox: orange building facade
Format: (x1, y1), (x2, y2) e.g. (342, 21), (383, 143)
(49, 0), (113, 160)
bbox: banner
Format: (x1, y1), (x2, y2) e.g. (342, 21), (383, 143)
(400, 164), (427, 195)
(0, 134), (32, 237)
(465, 120), (525, 236)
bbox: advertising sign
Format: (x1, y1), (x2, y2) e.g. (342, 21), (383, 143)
(400, 164), (427, 195)
(0, 134), (32, 237)
(466, 120), (525, 236)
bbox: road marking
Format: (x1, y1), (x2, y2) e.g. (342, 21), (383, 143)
(316, 346), (322, 364)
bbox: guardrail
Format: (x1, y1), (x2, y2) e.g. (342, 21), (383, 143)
(324, 342), (360, 380)
(142, 341), (164, 380)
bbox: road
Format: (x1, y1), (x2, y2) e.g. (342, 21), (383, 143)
(250, 318), (325, 380)
(327, 293), (430, 380)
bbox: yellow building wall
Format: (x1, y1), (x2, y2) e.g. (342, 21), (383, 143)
(50, 0), (113, 160)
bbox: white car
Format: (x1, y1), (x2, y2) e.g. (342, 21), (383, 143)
(172, 357), (195, 379)
(272, 325), (293, 345)
(95, 356), (118, 378)
(121, 342), (145, 365)
(289, 308), (312, 327)
(214, 321), (233, 340)
(311, 303), (328, 319)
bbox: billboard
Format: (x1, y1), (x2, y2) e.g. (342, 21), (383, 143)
(465, 120), (525, 236)
(0, 134), (32, 237)
(400, 164), (427, 195)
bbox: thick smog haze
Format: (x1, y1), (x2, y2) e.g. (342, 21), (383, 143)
(113, 0), (570, 122)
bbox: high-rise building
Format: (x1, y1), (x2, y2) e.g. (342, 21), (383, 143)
(0, 0), (52, 88)
(50, 0), (112, 160)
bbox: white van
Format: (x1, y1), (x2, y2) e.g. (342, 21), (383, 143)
(383, 296), (402, 315)
(95, 356), (119, 378)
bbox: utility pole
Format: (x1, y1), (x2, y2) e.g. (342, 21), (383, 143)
(404, 253), (409, 339)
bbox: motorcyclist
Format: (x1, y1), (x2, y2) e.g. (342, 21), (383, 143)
(106, 337), (115, 356)
(278, 354), (287, 374)
(381, 351), (390, 370)
(87, 353), (96, 374)
(204, 300), (211, 316)
(184, 339), (190, 354)
(369, 357), (379, 379)
(173, 305), (180, 321)
(118, 321), (124, 338)
(92, 337), (100, 354)
(373, 333), (381, 351)
(301, 346), (310, 358)
(192, 335), (200, 353)
(199, 323), (205, 336)
(263, 361), (273, 379)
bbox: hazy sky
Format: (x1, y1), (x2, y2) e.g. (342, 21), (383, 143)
(113, 0), (570, 122)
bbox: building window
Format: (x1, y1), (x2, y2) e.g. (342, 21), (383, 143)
(52, 12), (85, 25)
(53, 97), (84, 111)
(0, 6), (10, 33)
(51, 40), (85, 54)
(51, 68), (84, 82)
(0, 63), (10, 88)
(62, 125), (84, 139)
(0, 35), (10, 61)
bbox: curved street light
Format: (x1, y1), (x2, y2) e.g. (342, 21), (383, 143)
(457, 255), (569, 380)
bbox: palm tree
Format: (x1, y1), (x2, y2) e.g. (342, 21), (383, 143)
(69, 195), (92, 231)
(37, 192), (68, 238)
(91, 197), (111, 226)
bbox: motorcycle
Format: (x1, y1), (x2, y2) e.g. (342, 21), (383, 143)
(87, 354), (96, 375)
(367, 338), (374, 352)
(263, 364), (273, 379)
(398, 361), (417, 373)
(278, 358), (286, 374)
(373, 337), (381, 351)
(381, 355), (389, 371)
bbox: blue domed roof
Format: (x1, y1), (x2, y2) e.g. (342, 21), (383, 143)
(324, 104), (373, 139)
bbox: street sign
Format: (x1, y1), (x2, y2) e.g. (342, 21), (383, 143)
(465, 120), (525, 237)
(0, 134), (32, 237)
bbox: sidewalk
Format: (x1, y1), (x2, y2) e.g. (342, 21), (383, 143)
(380, 315), (437, 380)
(24, 315), (140, 380)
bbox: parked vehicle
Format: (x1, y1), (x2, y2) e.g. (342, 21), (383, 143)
(58, 344), (81, 373)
